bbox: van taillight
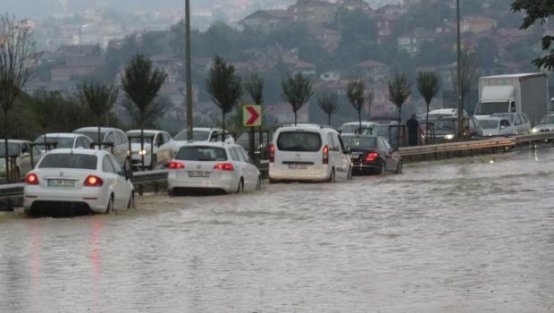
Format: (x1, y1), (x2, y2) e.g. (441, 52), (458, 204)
(322, 145), (329, 164)
(268, 144), (275, 163)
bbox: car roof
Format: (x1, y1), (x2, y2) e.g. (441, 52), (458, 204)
(44, 148), (105, 156)
(0, 139), (30, 144)
(178, 127), (222, 132)
(126, 129), (165, 135)
(36, 133), (87, 139)
(340, 121), (379, 126)
(74, 127), (122, 132)
(176, 141), (238, 149)
(276, 124), (337, 133)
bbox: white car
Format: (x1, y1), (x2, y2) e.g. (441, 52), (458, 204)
(167, 142), (261, 195)
(477, 117), (518, 137)
(23, 149), (135, 215)
(338, 121), (380, 135)
(73, 127), (129, 166)
(125, 129), (177, 170)
(490, 112), (531, 135)
(268, 124), (352, 183)
(173, 127), (234, 143)
(33, 133), (93, 152)
(531, 114), (554, 134)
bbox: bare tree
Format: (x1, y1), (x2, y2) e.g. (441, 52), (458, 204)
(416, 71), (440, 138)
(0, 14), (36, 182)
(318, 91), (339, 126)
(121, 54), (167, 169)
(244, 73), (264, 105)
(388, 73), (412, 145)
(78, 81), (119, 143)
(206, 55), (243, 138)
(346, 80), (366, 133)
(281, 73), (313, 125)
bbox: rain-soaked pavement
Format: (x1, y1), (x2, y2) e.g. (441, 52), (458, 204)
(1, 147), (554, 313)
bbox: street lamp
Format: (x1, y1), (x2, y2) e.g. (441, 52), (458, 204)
(185, 0), (193, 141)
(456, 0), (463, 139)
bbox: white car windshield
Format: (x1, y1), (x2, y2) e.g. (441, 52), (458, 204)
(39, 154), (97, 170)
(538, 116), (554, 125)
(34, 137), (75, 149)
(0, 143), (20, 157)
(176, 146), (227, 161)
(174, 130), (211, 141)
(479, 120), (500, 129)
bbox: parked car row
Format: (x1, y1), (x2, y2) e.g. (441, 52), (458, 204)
(20, 123), (401, 216)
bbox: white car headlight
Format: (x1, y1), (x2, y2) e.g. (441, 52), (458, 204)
(531, 127), (539, 134)
(444, 134), (454, 140)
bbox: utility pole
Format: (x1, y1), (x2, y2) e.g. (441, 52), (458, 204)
(185, 0), (193, 141)
(456, 0), (463, 139)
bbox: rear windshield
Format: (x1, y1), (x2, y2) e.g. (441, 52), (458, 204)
(75, 131), (105, 142)
(34, 137), (74, 149)
(277, 131), (322, 152)
(342, 136), (377, 150)
(174, 130), (210, 141)
(39, 154), (97, 170)
(176, 146), (227, 161)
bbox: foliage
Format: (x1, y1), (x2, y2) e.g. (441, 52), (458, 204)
(244, 74), (264, 105)
(346, 80), (367, 132)
(416, 72), (440, 136)
(511, 0), (554, 70)
(78, 81), (119, 126)
(121, 96), (170, 129)
(317, 91), (339, 126)
(388, 73), (413, 123)
(121, 54), (167, 128)
(206, 55), (243, 136)
(281, 72), (313, 125)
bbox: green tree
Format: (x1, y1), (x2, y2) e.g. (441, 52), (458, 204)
(206, 55), (243, 138)
(78, 81), (119, 143)
(511, 0), (554, 70)
(416, 72), (440, 138)
(281, 72), (313, 125)
(0, 14), (36, 182)
(318, 92), (339, 126)
(121, 54), (167, 168)
(346, 80), (367, 133)
(244, 73), (264, 105)
(388, 73), (413, 125)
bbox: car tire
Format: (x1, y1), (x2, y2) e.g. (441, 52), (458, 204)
(347, 166), (353, 180)
(236, 178), (244, 194)
(168, 188), (175, 197)
(149, 155), (157, 170)
(256, 176), (262, 190)
(105, 195), (114, 214)
(380, 163), (387, 176)
(328, 168), (336, 183)
(396, 161), (403, 174)
(127, 192), (135, 209)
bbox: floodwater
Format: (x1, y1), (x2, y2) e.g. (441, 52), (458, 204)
(1, 147), (554, 313)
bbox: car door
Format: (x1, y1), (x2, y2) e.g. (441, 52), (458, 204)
(378, 138), (393, 171)
(17, 142), (33, 176)
(330, 133), (349, 180)
(236, 146), (258, 190)
(105, 155), (132, 209)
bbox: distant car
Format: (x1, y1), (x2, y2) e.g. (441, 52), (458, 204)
(23, 149), (135, 215)
(341, 134), (402, 175)
(338, 121), (380, 135)
(268, 124), (352, 182)
(73, 127), (129, 166)
(0, 139), (42, 182)
(476, 116), (517, 137)
(167, 142), (261, 195)
(420, 116), (483, 143)
(33, 133), (93, 153)
(531, 114), (554, 134)
(173, 127), (234, 143)
(490, 112), (531, 135)
(125, 129), (176, 170)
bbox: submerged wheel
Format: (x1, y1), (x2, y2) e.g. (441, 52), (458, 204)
(256, 176), (262, 190)
(347, 166), (353, 180)
(127, 192), (135, 209)
(149, 155), (157, 170)
(328, 168), (336, 183)
(380, 163), (387, 176)
(105, 195), (114, 214)
(396, 161), (403, 174)
(236, 178), (244, 194)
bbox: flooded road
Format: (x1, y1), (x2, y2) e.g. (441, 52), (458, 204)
(1, 147), (554, 312)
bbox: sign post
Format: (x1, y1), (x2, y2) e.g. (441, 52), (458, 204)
(243, 104), (262, 162)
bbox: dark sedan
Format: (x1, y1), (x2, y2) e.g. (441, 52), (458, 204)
(341, 135), (402, 175)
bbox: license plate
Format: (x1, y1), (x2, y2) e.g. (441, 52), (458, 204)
(288, 163), (308, 169)
(48, 179), (76, 187)
(188, 171), (210, 178)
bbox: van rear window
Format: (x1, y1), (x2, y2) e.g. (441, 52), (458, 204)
(276, 131), (322, 152)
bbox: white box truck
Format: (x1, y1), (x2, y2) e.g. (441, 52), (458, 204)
(473, 73), (549, 124)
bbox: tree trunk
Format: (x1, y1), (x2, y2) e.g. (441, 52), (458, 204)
(4, 112), (10, 182)
(358, 110), (362, 135)
(328, 113), (331, 126)
(398, 105), (402, 147)
(425, 101), (430, 140)
(222, 111), (226, 142)
(140, 111), (145, 170)
(294, 110), (297, 126)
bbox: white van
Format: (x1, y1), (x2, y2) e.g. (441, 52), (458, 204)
(268, 124), (352, 182)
